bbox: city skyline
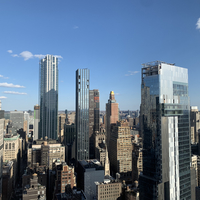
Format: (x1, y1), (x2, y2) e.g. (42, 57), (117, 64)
(0, 1), (200, 111)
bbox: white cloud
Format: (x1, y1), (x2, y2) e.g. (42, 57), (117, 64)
(10, 51), (63, 61)
(0, 75), (9, 79)
(7, 50), (12, 53)
(0, 82), (25, 88)
(0, 96), (7, 99)
(115, 93), (120, 95)
(12, 54), (19, 57)
(20, 51), (34, 61)
(54, 55), (63, 59)
(4, 91), (27, 95)
(34, 54), (45, 59)
(73, 25), (79, 29)
(196, 18), (200, 30)
(125, 71), (139, 76)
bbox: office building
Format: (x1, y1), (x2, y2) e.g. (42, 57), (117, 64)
(39, 55), (58, 140)
(75, 69), (90, 160)
(34, 105), (40, 140)
(28, 138), (65, 170)
(106, 91), (119, 146)
(58, 114), (66, 141)
(3, 134), (21, 187)
(0, 101), (4, 119)
(190, 106), (200, 144)
(10, 110), (24, 131)
(77, 160), (104, 200)
(109, 121), (132, 181)
(24, 111), (29, 135)
(95, 178), (122, 200)
(89, 89), (100, 158)
(2, 161), (14, 200)
(54, 162), (76, 196)
(23, 173), (46, 200)
(139, 61), (191, 199)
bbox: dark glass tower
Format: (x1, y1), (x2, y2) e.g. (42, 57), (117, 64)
(76, 69), (90, 160)
(139, 61), (191, 199)
(39, 55), (58, 140)
(89, 89), (100, 158)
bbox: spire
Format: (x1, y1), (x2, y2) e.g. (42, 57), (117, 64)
(110, 91), (115, 100)
(104, 144), (110, 176)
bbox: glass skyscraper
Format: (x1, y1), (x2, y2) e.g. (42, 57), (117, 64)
(139, 61), (191, 199)
(76, 69), (90, 160)
(39, 55), (58, 140)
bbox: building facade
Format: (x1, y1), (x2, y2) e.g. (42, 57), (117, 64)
(109, 121), (132, 181)
(34, 105), (40, 140)
(28, 139), (65, 170)
(95, 179), (122, 200)
(89, 89), (100, 158)
(75, 69), (90, 160)
(190, 106), (200, 144)
(139, 61), (191, 199)
(54, 162), (76, 196)
(106, 91), (118, 147)
(10, 111), (24, 131)
(39, 55), (58, 140)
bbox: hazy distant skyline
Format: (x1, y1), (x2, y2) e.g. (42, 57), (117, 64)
(1, 0), (200, 111)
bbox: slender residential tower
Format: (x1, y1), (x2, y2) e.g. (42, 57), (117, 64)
(75, 69), (90, 160)
(89, 89), (100, 158)
(139, 61), (191, 199)
(39, 55), (58, 140)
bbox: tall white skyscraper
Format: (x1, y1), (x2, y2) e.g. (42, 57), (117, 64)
(39, 55), (58, 140)
(139, 61), (191, 199)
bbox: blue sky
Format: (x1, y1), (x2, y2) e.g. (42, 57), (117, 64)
(0, 0), (200, 111)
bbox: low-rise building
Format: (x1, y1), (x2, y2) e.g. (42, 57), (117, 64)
(2, 161), (14, 200)
(27, 138), (65, 170)
(23, 173), (46, 200)
(95, 176), (122, 200)
(77, 160), (104, 200)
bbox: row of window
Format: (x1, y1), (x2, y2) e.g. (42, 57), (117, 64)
(5, 143), (15, 150)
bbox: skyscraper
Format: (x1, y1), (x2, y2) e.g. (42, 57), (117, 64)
(10, 111), (24, 131)
(24, 111), (29, 135)
(34, 105), (40, 140)
(76, 69), (90, 160)
(106, 91), (119, 146)
(89, 89), (100, 158)
(139, 61), (191, 199)
(39, 55), (58, 140)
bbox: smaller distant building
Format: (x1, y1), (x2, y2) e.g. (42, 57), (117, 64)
(28, 138), (65, 170)
(10, 110), (24, 131)
(77, 160), (104, 200)
(132, 143), (143, 183)
(34, 105), (40, 140)
(55, 185), (86, 200)
(2, 161), (14, 200)
(23, 173), (46, 200)
(95, 176), (122, 200)
(54, 162), (76, 196)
